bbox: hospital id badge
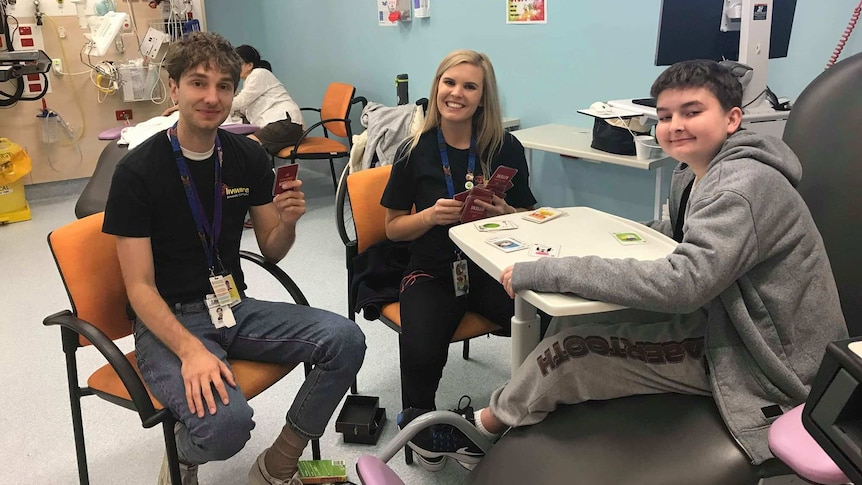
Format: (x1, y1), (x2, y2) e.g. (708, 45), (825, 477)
(209, 303), (236, 329)
(223, 273), (241, 306)
(452, 259), (469, 297)
(209, 274), (233, 307)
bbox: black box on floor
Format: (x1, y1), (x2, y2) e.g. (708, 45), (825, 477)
(335, 395), (386, 445)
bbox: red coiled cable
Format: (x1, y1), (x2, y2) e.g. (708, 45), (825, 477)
(826, 0), (862, 69)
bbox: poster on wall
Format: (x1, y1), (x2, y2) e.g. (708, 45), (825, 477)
(507, 0), (546, 24)
(378, 0), (398, 26)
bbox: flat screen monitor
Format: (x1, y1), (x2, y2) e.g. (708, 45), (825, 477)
(655, 0), (797, 66)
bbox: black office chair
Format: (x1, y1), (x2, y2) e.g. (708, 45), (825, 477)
(471, 54), (862, 485)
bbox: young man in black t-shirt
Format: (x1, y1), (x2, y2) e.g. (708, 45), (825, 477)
(103, 32), (365, 485)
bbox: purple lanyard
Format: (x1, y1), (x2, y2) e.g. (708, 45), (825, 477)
(437, 128), (476, 199)
(169, 124), (224, 275)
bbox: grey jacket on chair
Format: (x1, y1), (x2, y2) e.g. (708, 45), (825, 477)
(512, 129), (847, 464)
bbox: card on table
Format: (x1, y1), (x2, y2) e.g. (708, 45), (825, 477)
(529, 243), (560, 257)
(474, 220), (518, 232)
(486, 235), (529, 253)
(611, 231), (646, 245)
(522, 207), (565, 224)
(273, 163), (299, 196)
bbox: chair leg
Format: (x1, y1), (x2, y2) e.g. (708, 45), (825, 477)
(463, 338), (470, 360)
(163, 418), (182, 485)
(404, 444), (413, 465)
(328, 158), (338, 190)
(311, 438), (321, 460)
(351, 378), (358, 395)
(65, 352), (90, 485)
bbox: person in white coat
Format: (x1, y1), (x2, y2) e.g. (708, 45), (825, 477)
(233, 44), (305, 155)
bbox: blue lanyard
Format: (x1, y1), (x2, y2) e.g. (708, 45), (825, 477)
(169, 124), (224, 274)
(437, 128), (476, 199)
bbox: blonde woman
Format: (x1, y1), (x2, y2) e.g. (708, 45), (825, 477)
(380, 49), (536, 471)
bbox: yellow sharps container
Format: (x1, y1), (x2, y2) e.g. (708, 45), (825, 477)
(0, 138), (33, 224)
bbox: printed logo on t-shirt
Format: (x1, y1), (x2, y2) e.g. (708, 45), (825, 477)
(224, 184), (249, 199)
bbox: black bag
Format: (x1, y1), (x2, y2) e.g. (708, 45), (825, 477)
(590, 118), (648, 156)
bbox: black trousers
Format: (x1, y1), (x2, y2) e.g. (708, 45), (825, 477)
(398, 259), (515, 411)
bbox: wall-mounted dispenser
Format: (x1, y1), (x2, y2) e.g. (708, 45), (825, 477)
(413, 0), (430, 18)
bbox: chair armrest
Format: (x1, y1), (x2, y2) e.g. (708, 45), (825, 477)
(352, 96), (368, 111)
(283, 117), (352, 154)
(239, 250), (309, 307)
(42, 310), (161, 423)
(335, 165), (355, 246)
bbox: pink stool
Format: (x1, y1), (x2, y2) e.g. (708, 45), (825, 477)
(355, 456), (404, 485)
(768, 405), (849, 484)
(97, 126), (126, 140)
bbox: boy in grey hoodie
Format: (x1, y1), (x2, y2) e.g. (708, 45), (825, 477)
(409, 60), (847, 466)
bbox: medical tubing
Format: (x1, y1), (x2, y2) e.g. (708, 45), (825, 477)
(826, 0), (861, 69)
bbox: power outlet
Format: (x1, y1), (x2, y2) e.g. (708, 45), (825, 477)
(115, 109), (133, 121)
(52, 58), (63, 76)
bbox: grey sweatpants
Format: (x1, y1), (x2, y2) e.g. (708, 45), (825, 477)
(489, 308), (711, 428)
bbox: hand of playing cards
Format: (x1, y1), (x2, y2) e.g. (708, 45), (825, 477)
(454, 166), (517, 223)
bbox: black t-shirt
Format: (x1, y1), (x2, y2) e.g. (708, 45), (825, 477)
(381, 128), (536, 269)
(103, 129), (274, 304)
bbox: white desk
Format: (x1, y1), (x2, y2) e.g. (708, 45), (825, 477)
(511, 124), (676, 220)
(502, 117), (520, 131)
(449, 207), (678, 375)
(608, 99), (789, 138)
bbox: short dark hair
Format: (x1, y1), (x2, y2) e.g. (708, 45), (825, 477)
(164, 32), (242, 88)
(650, 59), (742, 111)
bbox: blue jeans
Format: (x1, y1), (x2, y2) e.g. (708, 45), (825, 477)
(134, 298), (366, 465)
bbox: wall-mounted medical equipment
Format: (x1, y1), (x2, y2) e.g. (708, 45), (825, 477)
(84, 10), (129, 56)
(655, 0), (796, 109)
(413, 0), (429, 18)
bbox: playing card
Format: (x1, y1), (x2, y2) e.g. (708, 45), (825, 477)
(460, 195), (489, 223)
(474, 220), (518, 232)
(522, 207), (564, 224)
(529, 243), (560, 257)
(486, 236), (529, 252)
(487, 166), (517, 189)
(273, 163), (299, 196)
(611, 231), (646, 245)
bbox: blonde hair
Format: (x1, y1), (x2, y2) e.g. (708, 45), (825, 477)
(408, 49), (504, 179)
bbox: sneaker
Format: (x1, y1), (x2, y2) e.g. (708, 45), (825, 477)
(157, 453), (198, 485)
(248, 448), (303, 485)
(407, 443), (447, 471)
(157, 422), (199, 485)
(397, 396), (485, 466)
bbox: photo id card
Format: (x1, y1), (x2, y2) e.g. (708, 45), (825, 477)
(452, 259), (470, 296)
(209, 274), (233, 307)
(223, 273), (241, 306)
(209, 303), (236, 329)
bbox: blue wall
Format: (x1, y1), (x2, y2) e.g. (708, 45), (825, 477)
(207, 0), (861, 220)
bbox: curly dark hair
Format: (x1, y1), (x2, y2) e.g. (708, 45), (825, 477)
(650, 59), (742, 111)
(164, 32), (242, 88)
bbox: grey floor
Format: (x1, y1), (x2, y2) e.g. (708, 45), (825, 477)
(0, 162), (514, 485)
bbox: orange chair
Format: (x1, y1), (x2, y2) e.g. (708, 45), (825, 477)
(335, 165), (501, 464)
(44, 213), (318, 484)
(276, 82), (367, 189)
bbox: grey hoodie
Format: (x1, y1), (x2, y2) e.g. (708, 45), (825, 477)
(512, 130), (847, 464)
